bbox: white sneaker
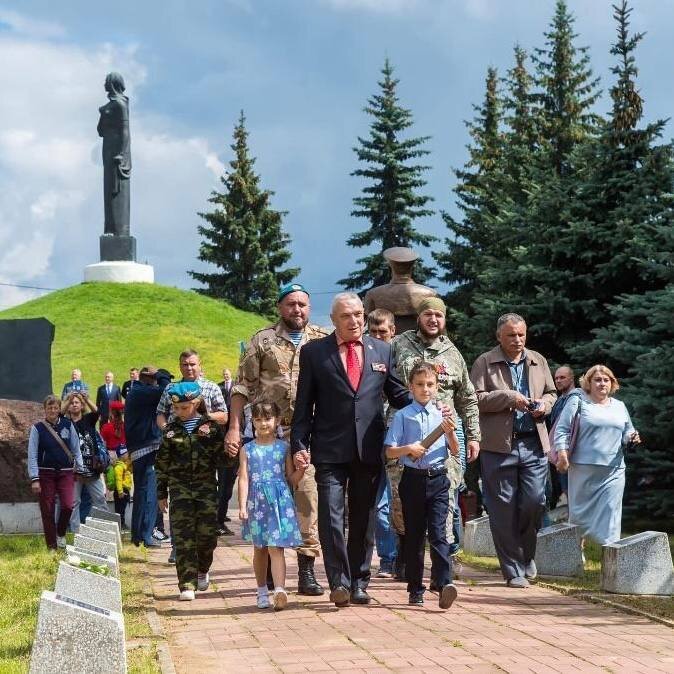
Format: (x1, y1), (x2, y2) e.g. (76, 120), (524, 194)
(152, 528), (169, 542)
(179, 589), (195, 601)
(197, 572), (210, 591)
(56, 536), (67, 549)
(273, 589), (288, 611)
(257, 593), (270, 609)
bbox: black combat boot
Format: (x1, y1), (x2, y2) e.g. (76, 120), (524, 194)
(297, 554), (324, 596)
(394, 535), (406, 582)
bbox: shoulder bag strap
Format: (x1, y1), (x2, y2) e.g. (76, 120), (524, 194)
(38, 421), (74, 464)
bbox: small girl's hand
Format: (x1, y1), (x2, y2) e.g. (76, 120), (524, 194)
(239, 508), (248, 521)
(288, 467), (305, 489)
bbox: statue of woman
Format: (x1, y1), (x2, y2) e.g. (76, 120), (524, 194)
(97, 72), (131, 237)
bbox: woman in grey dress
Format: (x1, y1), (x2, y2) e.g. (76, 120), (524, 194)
(554, 365), (639, 545)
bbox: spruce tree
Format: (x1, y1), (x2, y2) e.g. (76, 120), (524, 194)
(189, 112), (299, 318)
(339, 59), (435, 292)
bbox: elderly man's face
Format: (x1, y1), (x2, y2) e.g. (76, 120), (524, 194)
(278, 291), (310, 331)
(331, 298), (365, 342)
(180, 355), (202, 381)
(105, 372), (113, 384)
(222, 369), (232, 382)
(497, 321), (527, 358)
(71, 370), (81, 381)
(368, 320), (395, 343)
(418, 310), (445, 339)
(554, 367), (574, 394)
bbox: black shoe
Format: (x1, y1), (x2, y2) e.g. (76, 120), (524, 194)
(297, 554), (324, 596)
(223, 516), (231, 522)
(329, 586), (350, 607)
(429, 580), (440, 593)
(217, 525), (234, 536)
(439, 583), (458, 610)
(350, 588), (371, 605)
(168, 549), (176, 565)
(394, 563), (406, 582)
(409, 590), (424, 605)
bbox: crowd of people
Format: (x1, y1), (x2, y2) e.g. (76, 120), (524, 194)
(27, 283), (640, 611)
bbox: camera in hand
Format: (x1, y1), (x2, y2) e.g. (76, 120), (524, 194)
(527, 400), (539, 412)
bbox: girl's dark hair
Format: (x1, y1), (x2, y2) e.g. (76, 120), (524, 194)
(409, 361), (439, 383)
(250, 400), (280, 419)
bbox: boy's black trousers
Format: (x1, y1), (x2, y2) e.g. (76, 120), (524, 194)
(399, 467), (452, 593)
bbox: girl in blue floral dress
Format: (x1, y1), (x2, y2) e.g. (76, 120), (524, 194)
(239, 401), (303, 610)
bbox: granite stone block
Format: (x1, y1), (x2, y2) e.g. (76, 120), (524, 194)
(73, 534), (117, 561)
(463, 515), (497, 557)
(535, 523), (584, 577)
(86, 517), (122, 549)
(601, 531), (674, 595)
(89, 506), (122, 530)
(29, 590), (125, 673)
(54, 561), (122, 613)
(65, 545), (118, 578)
(79, 523), (117, 549)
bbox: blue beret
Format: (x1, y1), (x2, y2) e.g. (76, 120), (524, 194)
(168, 381), (202, 403)
(278, 283), (309, 302)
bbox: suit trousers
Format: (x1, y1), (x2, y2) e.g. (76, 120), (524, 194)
(315, 457), (381, 591)
(480, 436), (548, 580)
(399, 469), (452, 593)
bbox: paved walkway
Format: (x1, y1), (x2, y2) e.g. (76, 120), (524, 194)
(147, 526), (674, 674)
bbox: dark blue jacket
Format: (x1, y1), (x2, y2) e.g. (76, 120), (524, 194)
(124, 375), (170, 450)
(291, 333), (410, 465)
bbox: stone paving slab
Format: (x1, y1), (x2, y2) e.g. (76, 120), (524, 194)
(147, 523), (674, 674)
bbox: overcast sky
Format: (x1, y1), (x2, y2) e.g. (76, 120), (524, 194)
(1, 0), (673, 325)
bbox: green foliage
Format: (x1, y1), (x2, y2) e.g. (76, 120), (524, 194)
(189, 111), (299, 318)
(340, 59), (436, 291)
(0, 282), (267, 391)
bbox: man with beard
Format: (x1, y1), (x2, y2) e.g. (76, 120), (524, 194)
(391, 298), (481, 586)
(225, 283), (328, 596)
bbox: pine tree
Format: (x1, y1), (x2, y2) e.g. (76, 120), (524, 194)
(189, 112), (299, 318)
(340, 59), (436, 292)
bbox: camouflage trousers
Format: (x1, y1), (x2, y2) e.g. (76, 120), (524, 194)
(386, 457), (462, 540)
(292, 463), (321, 558)
(170, 493), (218, 591)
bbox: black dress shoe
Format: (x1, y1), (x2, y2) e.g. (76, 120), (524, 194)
(409, 590), (424, 605)
(350, 588), (371, 605)
(217, 525), (235, 536)
(223, 516), (231, 522)
(329, 586), (350, 607)
(429, 580), (440, 593)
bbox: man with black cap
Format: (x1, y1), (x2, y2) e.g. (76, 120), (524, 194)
(125, 365), (173, 548)
(225, 283), (328, 596)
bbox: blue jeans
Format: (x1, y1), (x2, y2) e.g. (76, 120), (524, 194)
(375, 468), (398, 567)
(131, 452), (158, 546)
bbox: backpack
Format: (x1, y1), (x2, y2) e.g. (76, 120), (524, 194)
(91, 431), (112, 474)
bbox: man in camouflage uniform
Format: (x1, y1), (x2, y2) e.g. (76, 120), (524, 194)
(391, 297), (481, 583)
(156, 382), (225, 596)
(225, 283), (327, 595)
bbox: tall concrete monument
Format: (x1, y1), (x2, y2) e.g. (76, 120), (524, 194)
(363, 247), (438, 333)
(84, 72), (154, 283)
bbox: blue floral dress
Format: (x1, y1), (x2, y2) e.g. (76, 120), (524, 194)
(241, 440), (302, 548)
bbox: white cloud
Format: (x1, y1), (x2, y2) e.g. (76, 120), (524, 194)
(0, 8), (65, 39)
(0, 19), (222, 308)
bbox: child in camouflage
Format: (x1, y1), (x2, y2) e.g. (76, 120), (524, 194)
(238, 401), (303, 610)
(156, 381), (224, 601)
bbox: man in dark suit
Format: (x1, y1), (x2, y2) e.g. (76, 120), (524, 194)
(291, 292), (411, 607)
(96, 371), (122, 425)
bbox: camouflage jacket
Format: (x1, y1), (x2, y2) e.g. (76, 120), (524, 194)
(232, 322), (329, 432)
(391, 330), (481, 443)
(156, 416), (225, 500)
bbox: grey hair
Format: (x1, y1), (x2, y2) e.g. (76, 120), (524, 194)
(330, 292), (362, 315)
(496, 313), (526, 332)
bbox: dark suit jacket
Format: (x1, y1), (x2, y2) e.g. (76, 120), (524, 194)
(291, 333), (410, 465)
(96, 383), (122, 422)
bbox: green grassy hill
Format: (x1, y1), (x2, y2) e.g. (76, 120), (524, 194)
(0, 283), (268, 392)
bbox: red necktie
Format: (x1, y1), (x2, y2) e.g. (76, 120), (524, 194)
(346, 341), (361, 391)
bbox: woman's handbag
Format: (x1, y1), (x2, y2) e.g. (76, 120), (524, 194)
(548, 397), (582, 464)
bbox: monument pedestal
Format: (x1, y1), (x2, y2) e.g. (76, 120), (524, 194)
(100, 233), (136, 261)
(84, 261), (154, 283)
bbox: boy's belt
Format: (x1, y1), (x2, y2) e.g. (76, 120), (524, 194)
(404, 465), (447, 478)
(512, 430), (538, 440)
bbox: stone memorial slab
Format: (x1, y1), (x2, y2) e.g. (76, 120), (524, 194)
(29, 590), (125, 673)
(80, 523), (117, 549)
(66, 545), (118, 577)
(54, 561), (122, 613)
(535, 523), (583, 577)
(90, 506), (122, 530)
(547, 505), (569, 524)
(74, 533), (117, 561)
(86, 516), (122, 549)
(463, 515), (497, 557)
(601, 531), (674, 595)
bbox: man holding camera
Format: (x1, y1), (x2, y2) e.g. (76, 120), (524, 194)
(469, 313), (556, 588)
